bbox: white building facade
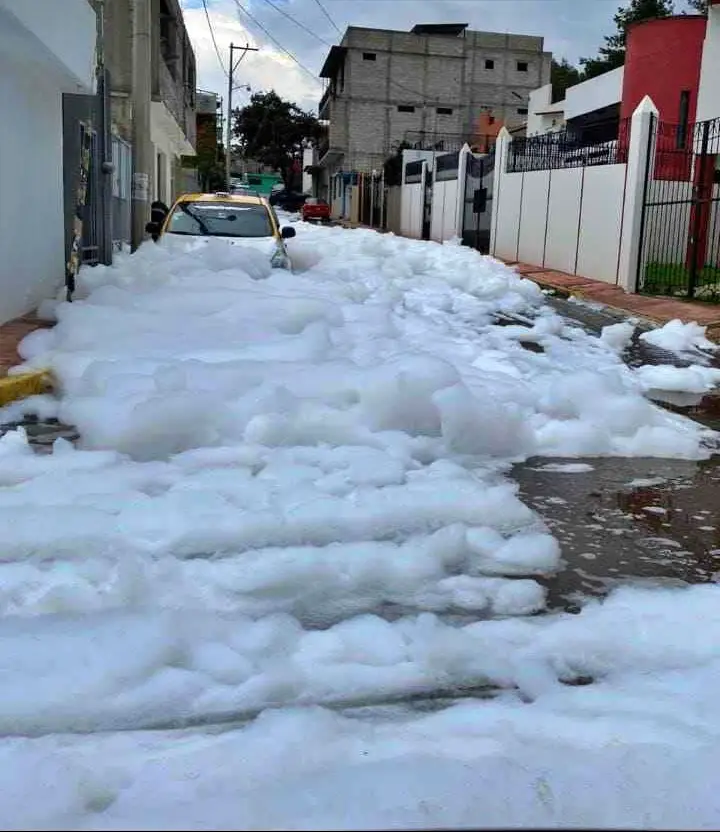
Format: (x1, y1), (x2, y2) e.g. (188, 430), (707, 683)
(0, 0), (97, 326)
(696, 0), (720, 124)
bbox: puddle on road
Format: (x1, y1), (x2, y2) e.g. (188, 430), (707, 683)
(515, 455), (720, 612)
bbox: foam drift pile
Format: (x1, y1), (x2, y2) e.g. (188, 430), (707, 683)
(0, 221), (718, 829)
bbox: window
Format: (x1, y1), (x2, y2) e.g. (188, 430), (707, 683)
(677, 89), (690, 149)
(362, 52), (377, 61)
(485, 59), (494, 69)
(517, 61), (528, 72)
(517, 107), (528, 115)
(436, 107), (453, 115)
(397, 105), (415, 113)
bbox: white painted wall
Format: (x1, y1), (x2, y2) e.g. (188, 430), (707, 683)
(400, 152), (429, 239)
(575, 165), (626, 284)
(492, 154), (626, 284)
(0, 0), (96, 325)
(544, 168), (582, 274)
(493, 173), (522, 262)
(564, 66), (624, 121)
(401, 181), (425, 239)
(491, 98), (662, 293)
(516, 170), (550, 265)
(0, 0), (96, 92)
(151, 101), (195, 201)
(527, 84), (565, 137)
(0, 60), (66, 323)
(430, 178), (460, 242)
(697, 3), (720, 123)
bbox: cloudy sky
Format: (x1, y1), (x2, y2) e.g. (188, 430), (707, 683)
(179, 0), (696, 118)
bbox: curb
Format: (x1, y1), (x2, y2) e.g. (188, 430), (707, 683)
(522, 273), (720, 344)
(0, 371), (54, 407)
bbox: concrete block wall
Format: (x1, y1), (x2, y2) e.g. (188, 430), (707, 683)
(322, 25), (551, 173)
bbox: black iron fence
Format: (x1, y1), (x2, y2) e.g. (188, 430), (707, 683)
(506, 119), (630, 173)
(637, 116), (720, 300)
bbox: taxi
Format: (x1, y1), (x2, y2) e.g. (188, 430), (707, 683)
(146, 192), (296, 270)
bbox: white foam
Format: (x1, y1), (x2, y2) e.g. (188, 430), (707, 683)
(0, 220), (718, 828)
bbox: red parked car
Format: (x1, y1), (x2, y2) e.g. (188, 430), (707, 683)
(301, 198), (331, 223)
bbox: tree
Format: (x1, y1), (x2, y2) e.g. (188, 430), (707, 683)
(550, 58), (582, 102)
(195, 111), (225, 192)
(685, 0), (708, 12)
(232, 91), (322, 188)
(580, 0), (675, 79)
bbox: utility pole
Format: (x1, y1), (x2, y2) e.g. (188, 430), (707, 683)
(225, 42), (259, 189)
(130, 0), (153, 251)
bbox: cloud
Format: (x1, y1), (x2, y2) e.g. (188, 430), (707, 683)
(181, 0), (700, 122)
(179, 0), (325, 118)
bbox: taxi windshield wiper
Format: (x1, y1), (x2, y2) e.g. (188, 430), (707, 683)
(179, 202), (211, 235)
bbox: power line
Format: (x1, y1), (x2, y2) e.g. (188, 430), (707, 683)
(258, 0), (333, 48)
(202, 0), (228, 76)
(231, 0), (322, 85)
(312, 0), (342, 36)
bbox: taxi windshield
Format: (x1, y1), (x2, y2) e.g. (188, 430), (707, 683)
(166, 201), (274, 238)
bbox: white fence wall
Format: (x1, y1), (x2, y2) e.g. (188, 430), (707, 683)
(576, 165), (626, 284)
(430, 177), (460, 242)
(544, 168), (582, 273)
(401, 179), (425, 239)
(517, 170), (550, 266)
(492, 160), (628, 285)
(400, 146), (475, 244)
(491, 99), (662, 293)
(493, 171), (523, 260)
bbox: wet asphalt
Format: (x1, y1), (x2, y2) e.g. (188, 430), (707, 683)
(519, 294), (720, 611)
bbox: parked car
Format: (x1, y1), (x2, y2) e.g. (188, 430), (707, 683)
(269, 189), (307, 212)
(145, 192), (296, 270)
(301, 198), (331, 223)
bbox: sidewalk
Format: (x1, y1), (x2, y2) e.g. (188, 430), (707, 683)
(0, 315), (53, 406)
(500, 260), (720, 339)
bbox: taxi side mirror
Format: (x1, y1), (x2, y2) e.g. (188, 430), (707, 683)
(281, 226), (296, 239)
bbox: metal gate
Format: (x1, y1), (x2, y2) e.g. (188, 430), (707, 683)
(422, 168), (432, 241)
(359, 172), (384, 229)
(461, 149), (494, 253)
(62, 69), (115, 272)
(637, 116), (720, 299)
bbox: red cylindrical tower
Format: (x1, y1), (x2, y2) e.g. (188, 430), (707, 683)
(620, 16), (706, 124)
